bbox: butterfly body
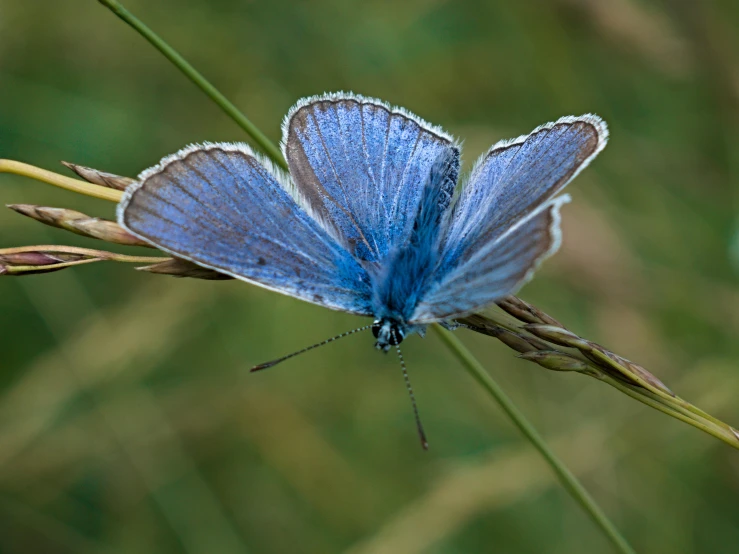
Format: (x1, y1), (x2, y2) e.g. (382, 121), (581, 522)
(368, 146), (460, 349)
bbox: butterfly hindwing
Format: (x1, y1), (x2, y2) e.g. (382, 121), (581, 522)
(118, 143), (373, 315)
(282, 93), (459, 262)
(412, 195), (569, 322)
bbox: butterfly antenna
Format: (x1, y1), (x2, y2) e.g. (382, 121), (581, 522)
(250, 324), (372, 372)
(396, 345), (429, 450)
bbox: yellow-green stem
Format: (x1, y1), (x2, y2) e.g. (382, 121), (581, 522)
(0, 245), (167, 262)
(0, 159), (123, 202)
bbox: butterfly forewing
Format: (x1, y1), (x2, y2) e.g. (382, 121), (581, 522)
(118, 143), (373, 315)
(440, 115), (607, 271)
(283, 93), (458, 262)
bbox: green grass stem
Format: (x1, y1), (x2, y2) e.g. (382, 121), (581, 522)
(97, 0), (287, 169)
(432, 326), (636, 554)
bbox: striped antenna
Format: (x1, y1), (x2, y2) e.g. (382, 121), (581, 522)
(250, 325), (372, 372)
(396, 345), (429, 450)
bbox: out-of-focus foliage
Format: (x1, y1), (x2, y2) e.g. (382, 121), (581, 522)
(1, 1), (738, 553)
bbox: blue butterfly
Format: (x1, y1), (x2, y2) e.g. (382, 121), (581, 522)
(118, 92), (608, 447)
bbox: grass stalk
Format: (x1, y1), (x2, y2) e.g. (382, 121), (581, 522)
(0, 245), (167, 263)
(432, 326), (636, 554)
(0, 159), (123, 202)
(0, 245), (170, 275)
(97, 0), (287, 169)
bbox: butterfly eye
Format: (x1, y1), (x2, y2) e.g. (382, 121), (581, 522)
(371, 320), (382, 338)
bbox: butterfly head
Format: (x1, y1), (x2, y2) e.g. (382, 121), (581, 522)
(372, 318), (406, 352)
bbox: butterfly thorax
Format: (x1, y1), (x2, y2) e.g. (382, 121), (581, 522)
(369, 147), (460, 334)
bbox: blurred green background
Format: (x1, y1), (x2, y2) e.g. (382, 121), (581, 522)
(1, 1), (738, 552)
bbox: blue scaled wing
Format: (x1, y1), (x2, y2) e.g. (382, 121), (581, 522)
(282, 93), (459, 262)
(412, 196), (570, 322)
(117, 143), (373, 315)
(411, 115), (608, 322)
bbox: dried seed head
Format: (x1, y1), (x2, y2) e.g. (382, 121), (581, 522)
(518, 351), (589, 372)
(0, 250), (95, 276)
(65, 218), (150, 247)
(581, 344), (674, 395)
(496, 296), (564, 328)
(521, 322), (674, 395)
(624, 360), (673, 396)
(7, 204), (77, 226)
(459, 314), (549, 353)
(0, 245), (168, 277)
(496, 296), (564, 327)
(524, 324), (587, 349)
(487, 327), (541, 354)
(0, 252), (72, 266)
(7, 204), (150, 247)
(138, 258), (232, 280)
(61, 161), (134, 190)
